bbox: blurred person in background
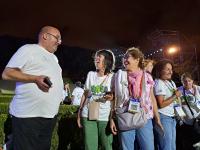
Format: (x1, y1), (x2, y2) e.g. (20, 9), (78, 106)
(62, 82), (72, 104)
(71, 81), (84, 106)
(177, 72), (200, 150)
(143, 59), (155, 74)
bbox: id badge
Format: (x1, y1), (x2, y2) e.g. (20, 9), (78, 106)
(174, 105), (186, 117)
(128, 98), (140, 113)
(196, 101), (200, 110)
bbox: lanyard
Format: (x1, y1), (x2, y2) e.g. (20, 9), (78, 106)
(162, 80), (176, 93)
(99, 74), (109, 86)
(127, 72), (144, 99)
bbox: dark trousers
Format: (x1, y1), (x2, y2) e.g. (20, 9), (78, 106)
(12, 115), (57, 150)
(176, 123), (200, 150)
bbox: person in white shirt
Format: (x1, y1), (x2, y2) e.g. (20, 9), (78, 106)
(71, 81), (84, 105)
(62, 83), (71, 104)
(2, 26), (63, 150)
(77, 49), (115, 150)
(152, 59), (182, 150)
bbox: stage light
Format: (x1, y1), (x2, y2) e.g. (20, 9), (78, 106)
(167, 47), (178, 54)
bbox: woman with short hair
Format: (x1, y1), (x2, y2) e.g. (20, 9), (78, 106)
(110, 47), (161, 150)
(77, 49), (115, 150)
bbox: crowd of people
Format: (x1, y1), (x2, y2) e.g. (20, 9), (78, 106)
(1, 26), (200, 150)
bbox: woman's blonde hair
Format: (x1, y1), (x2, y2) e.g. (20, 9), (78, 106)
(181, 72), (193, 83)
(143, 59), (155, 68)
(125, 47), (144, 69)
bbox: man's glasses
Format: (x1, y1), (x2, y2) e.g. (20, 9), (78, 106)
(46, 33), (62, 43)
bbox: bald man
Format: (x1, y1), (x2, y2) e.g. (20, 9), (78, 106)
(2, 26), (63, 150)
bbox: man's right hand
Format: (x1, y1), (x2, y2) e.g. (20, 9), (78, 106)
(2, 68), (51, 92)
(35, 76), (51, 92)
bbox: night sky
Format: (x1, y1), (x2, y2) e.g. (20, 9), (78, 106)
(1, 0), (200, 50)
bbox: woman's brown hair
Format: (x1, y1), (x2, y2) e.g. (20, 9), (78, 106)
(152, 59), (174, 79)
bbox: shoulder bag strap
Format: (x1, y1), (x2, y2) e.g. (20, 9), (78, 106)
(183, 88), (195, 117)
(100, 74), (109, 86)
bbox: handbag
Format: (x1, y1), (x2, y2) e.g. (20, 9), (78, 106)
(88, 74), (109, 120)
(115, 71), (147, 131)
(116, 106), (147, 131)
(88, 100), (100, 120)
(183, 88), (200, 134)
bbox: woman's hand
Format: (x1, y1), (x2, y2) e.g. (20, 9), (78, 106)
(103, 92), (114, 101)
(110, 119), (117, 135)
(174, 90), (181, 98)
(77, 109), (83, 128)
(154, 117), (164, 132)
